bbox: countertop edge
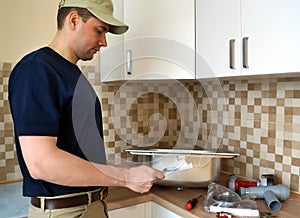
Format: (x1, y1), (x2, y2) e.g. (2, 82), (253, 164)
(106, 186), (216, 217)
(106, 183), (300, 218)
(150, 194), (201, 218)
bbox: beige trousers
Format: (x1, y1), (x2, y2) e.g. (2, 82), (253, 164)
(28, 191), (108, 218)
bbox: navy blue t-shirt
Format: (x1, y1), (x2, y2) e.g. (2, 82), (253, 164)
(8, 47), (106, 197)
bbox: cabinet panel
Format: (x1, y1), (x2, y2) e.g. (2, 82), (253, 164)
(100, 0), (125, 82)
(123, 0), (195, 80)
(108, 202), (183, 218)
(108, 203), (146, 218)
(241, 0), (300, 75)
(101, 0), (195, 81)
(196, 0), (241, 78)
(151, 202), (183, 218)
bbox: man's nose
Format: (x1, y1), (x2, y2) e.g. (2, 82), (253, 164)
(99, 34), (107, 47)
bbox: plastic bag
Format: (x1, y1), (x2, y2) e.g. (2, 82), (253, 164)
(203, 183), (259, 218)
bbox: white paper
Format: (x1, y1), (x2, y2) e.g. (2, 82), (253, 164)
(209, 205), (260, 217)
(161, 159), (193, 177)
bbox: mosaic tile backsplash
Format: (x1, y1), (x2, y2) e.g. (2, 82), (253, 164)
(1, 62), (300, 193)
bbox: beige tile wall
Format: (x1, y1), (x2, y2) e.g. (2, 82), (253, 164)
(1, 62), (300, 192)
(0, 63), (21, 181)
(221, 77), (300, 191)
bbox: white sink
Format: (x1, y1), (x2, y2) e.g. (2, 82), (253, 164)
(126, 148), (239, 188)
(152, 155), (221, 187)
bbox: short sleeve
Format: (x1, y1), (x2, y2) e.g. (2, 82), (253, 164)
(9, 60), (65, 136)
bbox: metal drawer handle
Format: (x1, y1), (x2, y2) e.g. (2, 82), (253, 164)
(243, 37), (249, 68)
(126, 49), (131, 74)
(229, 39), (235, 69)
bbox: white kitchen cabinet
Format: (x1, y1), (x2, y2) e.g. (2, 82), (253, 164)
(196, 0), (240, 78)
(151, 202), (183, 218)
(108, 202), (183, 218)
(108, 203), (147, 218)
(100, 0), (125, 82)
(241, 0), (300, 76)
(196, 0), (300, 78)
(100, 0), (195, 81)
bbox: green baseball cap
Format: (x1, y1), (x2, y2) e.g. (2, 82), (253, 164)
(59, 0), (128, 34)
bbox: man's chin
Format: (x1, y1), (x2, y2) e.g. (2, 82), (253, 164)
(80, 55), (94, 61)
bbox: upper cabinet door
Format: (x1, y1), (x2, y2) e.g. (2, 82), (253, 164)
(196, 0), (241, 78)
(196, 0), (300, 79)
(123, 0), (195, 80)
(100, 0), (125, 82)
(241, 0), (300, 75)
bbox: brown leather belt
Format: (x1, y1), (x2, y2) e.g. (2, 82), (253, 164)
(31, 188), (108, 210)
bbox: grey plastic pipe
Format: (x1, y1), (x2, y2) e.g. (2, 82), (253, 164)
(263, 190), (281, 211)
(239, 184), (290, 211)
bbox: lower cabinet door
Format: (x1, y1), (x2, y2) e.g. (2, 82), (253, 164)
(151, 202), (183, 218)
(108, 202), (183, 218)
(108, 203), (146, 218)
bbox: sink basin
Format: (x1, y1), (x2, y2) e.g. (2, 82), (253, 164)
(151, 155), (220, 188)
(125, 148), (239, 188)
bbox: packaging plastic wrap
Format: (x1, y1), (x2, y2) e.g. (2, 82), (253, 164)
(203, 183), (260, 217)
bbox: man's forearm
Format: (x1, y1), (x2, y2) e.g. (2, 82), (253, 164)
(19, 135), (164, 193)
(20, 136), (125, 187)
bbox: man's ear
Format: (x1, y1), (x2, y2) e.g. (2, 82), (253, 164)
(67, 11), (81, 30)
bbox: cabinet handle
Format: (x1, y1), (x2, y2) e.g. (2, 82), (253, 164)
(229, 39), (235, 69)
(126, 49), (131, 74)
(243, 37), (249, 68)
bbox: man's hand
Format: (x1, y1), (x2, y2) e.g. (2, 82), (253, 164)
(124, 165), (165, 193)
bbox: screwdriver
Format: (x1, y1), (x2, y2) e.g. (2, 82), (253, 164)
(185, 194), (202, 210)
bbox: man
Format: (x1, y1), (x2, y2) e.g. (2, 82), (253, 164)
(8, 0), (164, 217)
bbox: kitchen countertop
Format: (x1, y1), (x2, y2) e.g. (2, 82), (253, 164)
(107, 175), (300, 218)
(0, 181), (29, 218)
(1, 174), (300, 218)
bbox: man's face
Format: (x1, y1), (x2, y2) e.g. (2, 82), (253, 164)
(73, 16), (109, 61)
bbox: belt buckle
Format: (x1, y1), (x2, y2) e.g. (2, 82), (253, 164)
(100, 189), (103, 200)
(99, 187), (107, 200)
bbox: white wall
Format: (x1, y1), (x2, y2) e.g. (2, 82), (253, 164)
(0, 0), (59, 63)
(0, 0), (99, 66)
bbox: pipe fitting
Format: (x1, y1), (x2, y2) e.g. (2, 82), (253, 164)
(239, 184), (290, 211)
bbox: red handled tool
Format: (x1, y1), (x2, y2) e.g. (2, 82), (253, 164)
(185, 194), (202, 210)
